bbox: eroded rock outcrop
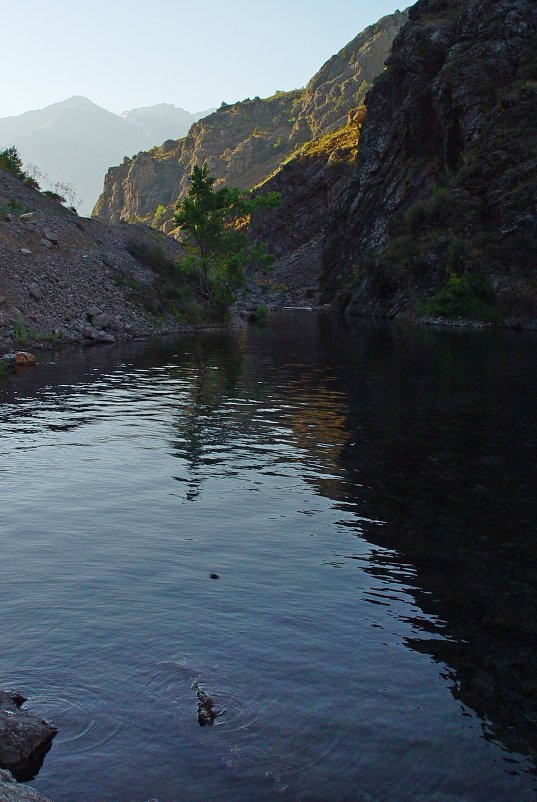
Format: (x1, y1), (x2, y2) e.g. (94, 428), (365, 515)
(321, 0), (537, 326)
(92, 11), (408, 228)
(249, 111), (366, 306)
(0, 692), (56, 781)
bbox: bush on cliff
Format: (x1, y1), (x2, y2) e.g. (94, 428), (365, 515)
(0, 146), (40, 189)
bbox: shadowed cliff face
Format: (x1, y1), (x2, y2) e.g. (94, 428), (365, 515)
(321, 0), (537, 326)
(92, 11), (407, 227)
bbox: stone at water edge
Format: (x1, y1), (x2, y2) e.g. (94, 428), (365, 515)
(239, 309), (258, 323)
(90, 330), (116, 343)
(91, 313), (116, 330)
(0, 691), (57, 782)
(15, 352), (37, 366)
(1, 353), (37, 367)
(0, 769), (53, 802)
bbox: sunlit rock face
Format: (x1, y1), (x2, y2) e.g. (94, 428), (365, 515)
(92, 10), (408, 227)
(321, 0), (537, 327)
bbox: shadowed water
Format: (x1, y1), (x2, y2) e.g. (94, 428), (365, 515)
(0, 311), (535, 802)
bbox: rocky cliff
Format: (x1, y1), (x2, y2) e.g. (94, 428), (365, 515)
(93, 10), (408, 227)
(321, 0), (537, 327)
(247, 110), (366, 306)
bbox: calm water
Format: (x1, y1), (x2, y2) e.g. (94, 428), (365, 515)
(0, 311), (536, 802)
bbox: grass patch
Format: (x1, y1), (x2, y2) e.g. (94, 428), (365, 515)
(0, 200), (26, 220)
(11, 323), (61, 346)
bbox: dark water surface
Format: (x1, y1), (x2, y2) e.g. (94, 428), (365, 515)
(0, 311), (536, 802)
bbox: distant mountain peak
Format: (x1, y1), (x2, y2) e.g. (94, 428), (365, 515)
(0, 97), (212, 214)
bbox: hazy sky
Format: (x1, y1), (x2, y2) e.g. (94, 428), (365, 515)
(2, 0), (404, 117)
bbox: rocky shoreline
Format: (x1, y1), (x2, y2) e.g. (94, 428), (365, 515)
(0, 692), (56, 801)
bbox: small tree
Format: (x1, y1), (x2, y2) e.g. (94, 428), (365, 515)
(173, 165), (279, 314)
(0, 146), (26, 180)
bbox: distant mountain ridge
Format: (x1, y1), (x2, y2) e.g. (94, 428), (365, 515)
(121, 103), (214, 145)
(0, 97), (213, 214)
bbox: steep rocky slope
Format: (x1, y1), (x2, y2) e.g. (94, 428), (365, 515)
(248, 110), (366, 306)
(0, 169), (195, 351)
(93, 90), (304, 225)
(93, 10), (408, 227)
(321, 0), (537, 327)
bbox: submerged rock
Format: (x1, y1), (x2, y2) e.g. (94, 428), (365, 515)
(0, 769), (53, 801)
(0, 692), (57, 781)
(193, 684), (217, 727)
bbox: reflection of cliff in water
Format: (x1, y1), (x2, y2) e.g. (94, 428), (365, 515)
(162, 313), (537, 774)
(307, 316), (537, 772)
(1, 315), (535, 775)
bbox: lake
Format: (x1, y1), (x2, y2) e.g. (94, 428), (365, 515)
(0, 311), (536, 802)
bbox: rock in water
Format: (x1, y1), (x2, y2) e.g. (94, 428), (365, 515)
(0, 692), (57, 781)
(193, 684), (217, 727)
(0, 769), (53, 801)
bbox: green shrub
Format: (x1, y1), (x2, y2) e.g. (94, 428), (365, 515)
(152, 205), (168, 228)
(0, 200), (26, 220)
(422, 270), (500, 322)
(126, 240), (176, 274)
(43, 190), (66, 204)
(255, 304), (268, 323)
(13, 321), (29, 344)
(0, 146), (25, 179)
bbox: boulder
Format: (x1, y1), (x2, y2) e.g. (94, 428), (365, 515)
(0, 691), (57, 781)
(91, 330), (115, 344)
(20, 249), (32, 256)
(42, 230), (58, 245)
(2, 353), (37, 367)
(0, 769), (53, 802)
(19, 213), (39, 222)
(86, 307), (102, 320)
(39, 239), (53, 250)
(15, 352), (37, 366)
(91, 313), (115, 330)
(28, 283), (43, 301)
(239, 309), (258, 323)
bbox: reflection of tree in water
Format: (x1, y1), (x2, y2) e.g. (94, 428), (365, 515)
(307, 317), (537, 775)
(168, 334), (247, 501)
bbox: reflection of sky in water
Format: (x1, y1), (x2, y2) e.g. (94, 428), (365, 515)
(0, 312), (536, 802)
